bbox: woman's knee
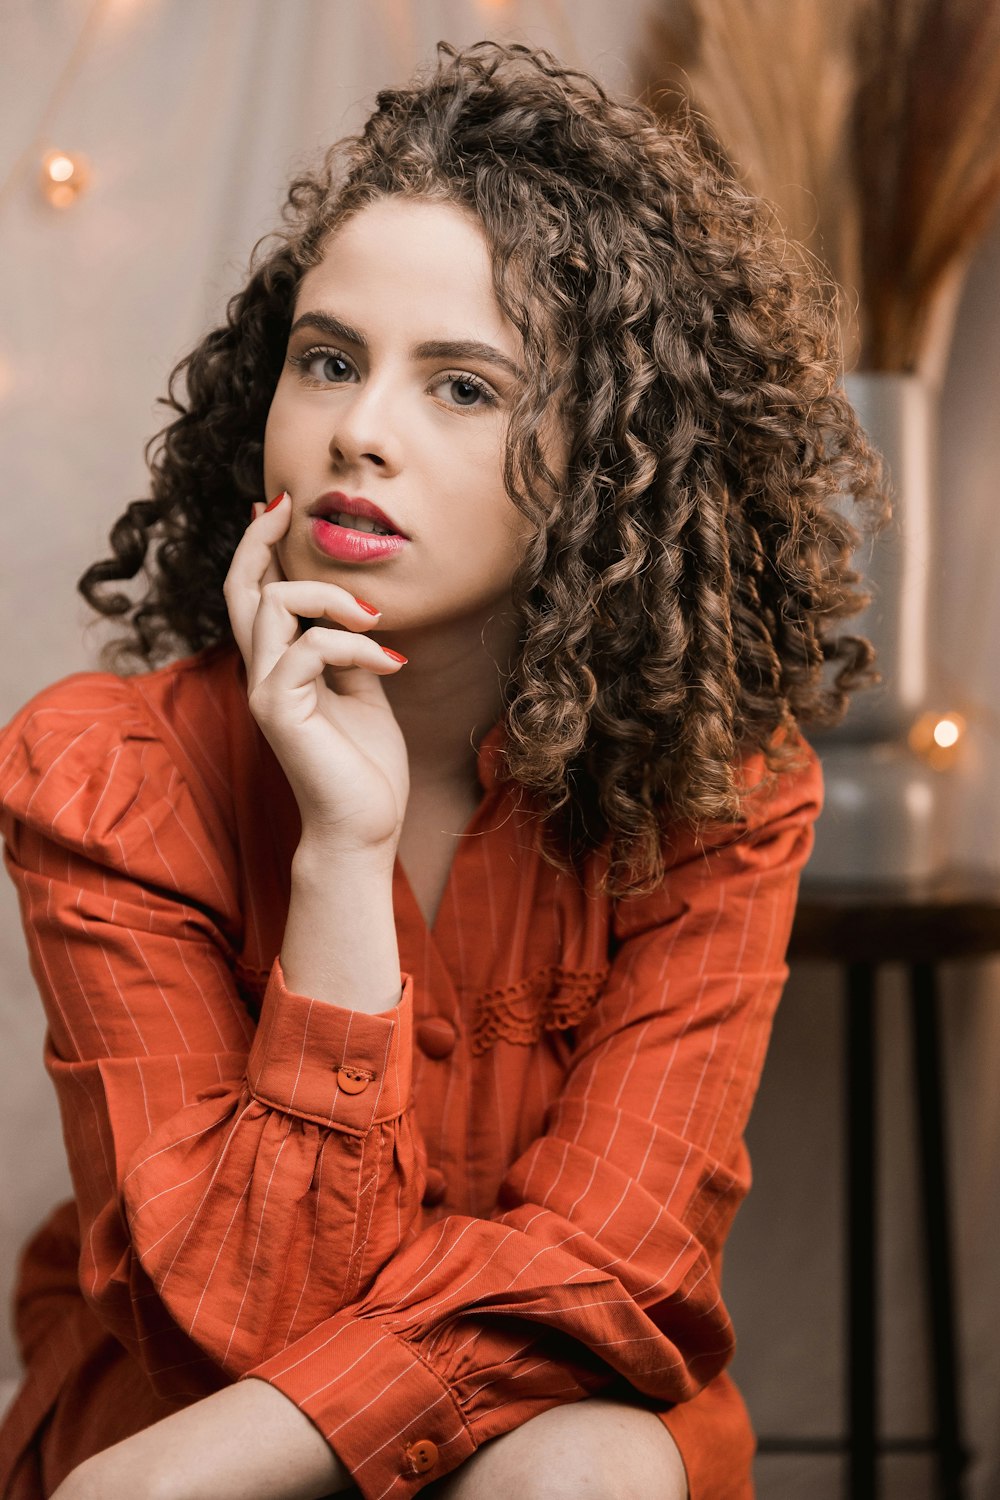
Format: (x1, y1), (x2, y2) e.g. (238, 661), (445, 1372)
(422, 1394), (689, 1500)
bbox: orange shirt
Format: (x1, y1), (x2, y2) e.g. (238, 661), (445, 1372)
(0, 642), (822, 1499)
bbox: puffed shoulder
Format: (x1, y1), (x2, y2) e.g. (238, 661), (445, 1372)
(0, 669), (155, 831)
(0, 658), (241, 917)
(611, 729), (824, 942)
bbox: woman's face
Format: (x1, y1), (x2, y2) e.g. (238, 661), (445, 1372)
(263, 195), (563, 634)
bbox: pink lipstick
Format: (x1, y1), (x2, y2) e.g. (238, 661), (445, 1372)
(310, 517), (410, 564)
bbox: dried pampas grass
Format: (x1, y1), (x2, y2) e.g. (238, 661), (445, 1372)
(636, 0), (1000, 377)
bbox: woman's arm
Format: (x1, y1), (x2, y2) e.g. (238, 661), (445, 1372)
(282, 837), (401, 1012)
(53, 1379), (354, 1500)
(0, 669), (427, 1402)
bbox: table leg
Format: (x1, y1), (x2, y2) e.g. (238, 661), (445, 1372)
(847, 960), (878, 1500)
(910, 962), (969, 1499)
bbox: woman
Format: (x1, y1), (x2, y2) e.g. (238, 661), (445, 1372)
(0, 38), (887, 1500)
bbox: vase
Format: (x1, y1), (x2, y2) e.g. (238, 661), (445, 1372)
(804, 371), (948, 884)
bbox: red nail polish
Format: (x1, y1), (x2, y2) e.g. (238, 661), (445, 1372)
(353, 596), (381, 615)
(381, 647), (407, 663)
(264, 491), (287, 513)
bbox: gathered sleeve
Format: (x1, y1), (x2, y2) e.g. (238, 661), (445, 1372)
(0, 673), (424, 1399)
(240, 733), (824, 1499)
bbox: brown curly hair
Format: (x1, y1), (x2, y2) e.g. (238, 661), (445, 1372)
(78, 37), (890, 897)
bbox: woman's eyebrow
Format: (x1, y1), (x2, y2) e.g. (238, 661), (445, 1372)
(288, 309), (525, 380)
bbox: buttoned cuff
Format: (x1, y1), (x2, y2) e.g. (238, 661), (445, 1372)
(246, 954), (415, 1132)
(242, 1313), (475, 1499)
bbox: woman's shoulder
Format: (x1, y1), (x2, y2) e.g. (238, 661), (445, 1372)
(0, 641), (241, 759)
(609, 727), (824, 939)
(0, 642), (245, 850)
(0, 662), (147, 808)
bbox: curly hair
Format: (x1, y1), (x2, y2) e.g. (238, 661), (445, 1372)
(78, 37), (890, 897)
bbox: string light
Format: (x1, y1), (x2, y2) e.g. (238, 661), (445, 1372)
(39, 148), (92, 209)
(908, 710), (968, 771)
(933, 717), (963, 749)
(0, 0), (110, 216)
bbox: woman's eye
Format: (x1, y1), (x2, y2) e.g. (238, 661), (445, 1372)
(293, 349), (353, 385)
(287, 346), (497, 409)
(436, 373), (497, 409)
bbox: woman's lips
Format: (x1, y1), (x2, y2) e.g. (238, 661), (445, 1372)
(309, 492), (407, 536)
(310, 516), (410, 564)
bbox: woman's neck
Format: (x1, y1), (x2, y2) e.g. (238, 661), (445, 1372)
(377, 603), (520, 792)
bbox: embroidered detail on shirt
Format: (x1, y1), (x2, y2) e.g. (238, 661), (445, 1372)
(470, 963), (610, 1055)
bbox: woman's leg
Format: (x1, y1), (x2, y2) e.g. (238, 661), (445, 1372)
(418, 1394), (690, 1500)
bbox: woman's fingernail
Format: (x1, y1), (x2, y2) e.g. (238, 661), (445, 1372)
(354, 596), (381, 615)
(381, 647), (407, 663)
(264, 491), (287, 513)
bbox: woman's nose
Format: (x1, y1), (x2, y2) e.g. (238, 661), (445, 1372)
(327, 381), (398, 467)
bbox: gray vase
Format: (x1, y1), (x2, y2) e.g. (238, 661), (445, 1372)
(805, 372), (948, 884)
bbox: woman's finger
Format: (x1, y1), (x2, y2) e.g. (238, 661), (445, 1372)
(250, 623), (406, 716)
(248, 579), (389, 689)
(223, 493), (294, 667)
(252, 502), (286, 587)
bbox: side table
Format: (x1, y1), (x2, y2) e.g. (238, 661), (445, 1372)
(753, 866), (1000, 1500)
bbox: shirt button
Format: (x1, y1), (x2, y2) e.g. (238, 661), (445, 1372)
(405, 1438), (439, 1474)
(336, 1065), (372, 1095)
(422, 1167), (447, 1206)
(416, 1017), (457, 1059)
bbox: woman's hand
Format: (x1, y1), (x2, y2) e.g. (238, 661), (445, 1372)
(224, 492), (410, 856)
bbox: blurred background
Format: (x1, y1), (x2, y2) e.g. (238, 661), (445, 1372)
(1, 2), (999, 1497)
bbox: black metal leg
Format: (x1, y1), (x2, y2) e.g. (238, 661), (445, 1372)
(847, 961), (878, 1500)
(910, 963), (969, 1499)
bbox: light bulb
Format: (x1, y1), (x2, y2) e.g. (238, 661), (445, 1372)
(932, 717), (962, 749)
(908, 710), (967, 770)
(39, 148), (92, 208)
